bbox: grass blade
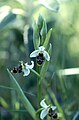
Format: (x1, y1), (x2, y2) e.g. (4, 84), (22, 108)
(7, 69), (36, 120)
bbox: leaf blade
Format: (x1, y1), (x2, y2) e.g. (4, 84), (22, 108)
(7, 69), (36, 120)
(43, 28), (52, 49)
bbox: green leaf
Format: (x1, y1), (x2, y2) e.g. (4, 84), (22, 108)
(0, 12), (16, 31)
(33, 15), (44, 49)
(40, 44), (52, 82)
(33, 21), (40, 49)
(43, 28), (52, 49)
(41, 20), (47, 45)
(7, 69), (36, 120)
(37, 14), (44, 31)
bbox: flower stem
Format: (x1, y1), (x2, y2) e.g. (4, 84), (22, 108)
(37, 65), (41, 108)
(31, 68), (41, 106)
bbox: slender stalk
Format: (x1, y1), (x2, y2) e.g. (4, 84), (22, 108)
(31, 68), (41, 106)
(38, 81), (41, 107)
(31, 68), (41, 107)
(37, 65), (41, 108)
(31, 68), (41, 120)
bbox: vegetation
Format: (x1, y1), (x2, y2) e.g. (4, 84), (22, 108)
(0, 0), (79, 120)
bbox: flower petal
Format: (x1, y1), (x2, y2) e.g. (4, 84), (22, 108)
(43, 50), (50, 61)
(40, 99), (48, 109)
(25, 61), (34, 69)
(40, 108), (48, 119)
(39, 46), (45, 52)
(30, 50), (39, 57)
(51, 106), (56, 111)
(23, 68), (30, 76)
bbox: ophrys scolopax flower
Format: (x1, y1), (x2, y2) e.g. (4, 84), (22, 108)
(30, 46), (50, 65)
(40, 99), (57, 119)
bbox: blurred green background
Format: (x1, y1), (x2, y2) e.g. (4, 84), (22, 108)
(0, 0), (79, 120)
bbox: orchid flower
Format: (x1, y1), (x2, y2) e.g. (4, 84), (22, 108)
(30, 46), (50, 65)
(40, 99), (56, 119)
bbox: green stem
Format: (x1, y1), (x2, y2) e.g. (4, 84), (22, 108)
(36, 65), (41, 120)
(31, 68), (42, 110)
(31, 68), (41, 105)
(31, 68), (41, 106)
(31, 67), (41, 107)
(31, 67), (41, 120)
(37, 65), (41, 108)
(38, 81), (41, 108)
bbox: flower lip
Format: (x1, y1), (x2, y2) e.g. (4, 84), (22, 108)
(52, 112), (58, 119)
(48, 107), (57, 119)
(11, 64), (22, 73)
(11, 67), (18, 73)
(36, 53), (45, 65)
(18, 65), (22, 73)
(11, 61), (34, 76)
